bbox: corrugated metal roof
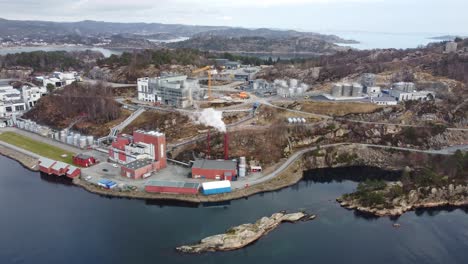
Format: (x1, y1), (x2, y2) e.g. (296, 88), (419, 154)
(51, 161), (68, 170)
(66, 165), (80, 174)
(192, 160), (236, 170)
(38, 157), (56, 168)
(202, 180), (231, 190)
(145, 180), (200, 189)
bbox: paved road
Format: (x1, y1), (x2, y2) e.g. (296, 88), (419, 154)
(235, 142), (468, 189)
(82, 78), (136, 88)
(261, 100), (468, 131)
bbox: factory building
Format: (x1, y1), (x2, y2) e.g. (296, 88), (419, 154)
(108, 130), (167, 179)
(248, 79), (276, 97)
(35, 71), (81, 88)
(202, 180), (232, 195)
(191, 159), (237, 181)
(370, 97), (398, 106)
(389, 82), (435, 102)
(137, 75), (201, 108)
(145, 181), (200, 194)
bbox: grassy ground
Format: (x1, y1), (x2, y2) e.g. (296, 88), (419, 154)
(0, 132), (75, 164)
(276, 101), (384, 116)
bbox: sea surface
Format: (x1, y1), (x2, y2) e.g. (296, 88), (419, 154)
(330, 31), (446, 50)
(1, 155), (468, 264)
(0, 46), (122, 58)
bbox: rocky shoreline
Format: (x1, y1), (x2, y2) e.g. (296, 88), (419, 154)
(337, 184), (468, 217)
(176, 212), (316, 253)
(0, 144), (39, 172)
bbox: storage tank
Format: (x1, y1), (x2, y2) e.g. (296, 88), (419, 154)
(240, 157), (246, 165)
(54, 132), (60, 140)
(342, 83), (353, 97)
(66, 135), (73, 145)
(331, 84), (342, 97)
(73, 134), (80, 146)
(301, 118), (307, 123)
(238, 165), (246, 178)
(352, 83), (363, 97)
(289, 79), (298, 88)
(87, 136), (94, 146)
(287, 118), (293, 124)
(60, 130), (67, 142)
(79, 137), (87, 149)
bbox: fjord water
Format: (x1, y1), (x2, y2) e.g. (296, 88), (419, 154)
(1, 155), (468, 264)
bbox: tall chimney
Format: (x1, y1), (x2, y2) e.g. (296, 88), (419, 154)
(224, 132), (229, 160)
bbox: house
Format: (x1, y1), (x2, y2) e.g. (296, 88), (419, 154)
(72, 154), (97, 167)
(38, 157), (56, 174)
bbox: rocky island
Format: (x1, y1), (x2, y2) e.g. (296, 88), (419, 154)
(176, 212), (315, 253)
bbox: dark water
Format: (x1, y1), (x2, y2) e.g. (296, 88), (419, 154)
(1, 156), (468, 264)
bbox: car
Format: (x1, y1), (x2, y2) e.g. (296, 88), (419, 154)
(102, 168), (108, 172)
(112, 164), (119, 168)
(85, 176), (92, 181)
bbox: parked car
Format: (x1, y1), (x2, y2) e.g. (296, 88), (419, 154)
(85, 176), (92, 181)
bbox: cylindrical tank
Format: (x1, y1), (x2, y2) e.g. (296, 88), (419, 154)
(239, 165), (246, 177)
(73, 134), (80, 146)
(342, 83), (353, 97)
(352, 83), (363, 97)
(60, 130), (67, 142)
(301, 118), (307, 123)
(54, 132), (60, 140)
(332, 84), (342, 97)
(79, 137), (87, 149)
(288, 118), (293, 123)
(87, 136), (94, 146)
(240, 157), (246, 166)
(288, 87), (295, 97)
(66, 135), (73, 145)
(289, 79), (298, 87)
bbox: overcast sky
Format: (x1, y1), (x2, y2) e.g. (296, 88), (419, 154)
(0, 0), (467, 34)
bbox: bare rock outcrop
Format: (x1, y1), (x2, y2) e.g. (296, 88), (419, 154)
(176, 212), (314, 253)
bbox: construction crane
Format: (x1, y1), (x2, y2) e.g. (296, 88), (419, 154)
(192, 66), (215, 100)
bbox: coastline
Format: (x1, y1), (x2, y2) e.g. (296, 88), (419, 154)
(1, 140), (467, 218)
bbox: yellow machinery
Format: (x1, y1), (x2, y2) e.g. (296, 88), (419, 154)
(192, 66), (213, 100)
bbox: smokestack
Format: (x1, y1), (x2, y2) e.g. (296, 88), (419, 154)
(207, 130), (211, 159)
(224, 132), (229, 160)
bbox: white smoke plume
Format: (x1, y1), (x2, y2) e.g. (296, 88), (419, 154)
(191, 108), (226, 132)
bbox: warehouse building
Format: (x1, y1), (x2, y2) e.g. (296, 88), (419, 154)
(38, 157), (81, 178)
(201, 180), (232, 195)
(145, 180), (200, 194)
(389, 82), (435, 102)
(191, 159), (237, 180)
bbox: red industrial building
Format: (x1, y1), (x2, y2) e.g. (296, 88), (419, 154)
(145, 180), (200, 194)
(72, 154), (97, 167)
(191, 159), (237, 180)
(38, 157), (81, 179)
(108, 130), (167, 179)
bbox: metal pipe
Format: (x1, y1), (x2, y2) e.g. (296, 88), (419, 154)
(224, 132), (229, 160)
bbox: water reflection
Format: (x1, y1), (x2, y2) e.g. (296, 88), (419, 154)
(39, 172), (74, 186)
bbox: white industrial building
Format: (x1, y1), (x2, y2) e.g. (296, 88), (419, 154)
(137, 75), (201, 108)
(370, 96), (398, 106)
(388, 82), (435, 102)
(445, 42), (458, 53)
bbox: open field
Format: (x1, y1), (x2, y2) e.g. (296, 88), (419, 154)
(0, 132), (75, 164)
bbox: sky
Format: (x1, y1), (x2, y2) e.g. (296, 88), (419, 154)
(0, 0), (467, 35)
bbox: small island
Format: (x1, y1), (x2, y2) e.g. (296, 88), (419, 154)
(176, 212), (315, 253)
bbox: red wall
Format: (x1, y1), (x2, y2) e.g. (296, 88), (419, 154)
(39, 165), (53, 175)
(191, 168), (237, 180)
(145, 186), (199, 194)
(133, 131), (167, 169)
